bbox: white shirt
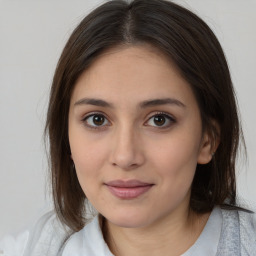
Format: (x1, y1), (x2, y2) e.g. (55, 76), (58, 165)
(0, 207), (222, 256)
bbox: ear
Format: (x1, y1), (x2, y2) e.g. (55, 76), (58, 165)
(197, 121), (220, 164)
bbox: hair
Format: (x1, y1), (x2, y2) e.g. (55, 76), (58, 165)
(45, 0), (245, 232)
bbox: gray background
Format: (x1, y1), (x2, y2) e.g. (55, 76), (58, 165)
(0, 0), (256, 237)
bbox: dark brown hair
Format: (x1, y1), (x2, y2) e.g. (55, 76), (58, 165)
(45, 0), (244, 231)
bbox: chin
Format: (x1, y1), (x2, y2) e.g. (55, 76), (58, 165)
(109, 218), (149, 229)
(103, 209), (152, 228)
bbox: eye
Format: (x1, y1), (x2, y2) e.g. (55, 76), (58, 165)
(83, 113), (110, 128)
(146, 113), (175, 128)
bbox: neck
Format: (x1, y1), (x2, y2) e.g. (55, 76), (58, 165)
(103, 209), (210, 256)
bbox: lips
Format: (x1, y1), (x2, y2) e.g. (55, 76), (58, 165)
(105, 180), (153, 199)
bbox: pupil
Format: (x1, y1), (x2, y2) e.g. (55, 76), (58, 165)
(93, 115), (104, 125)
(154, 115), (165, 126)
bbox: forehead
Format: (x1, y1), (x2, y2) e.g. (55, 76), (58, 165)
(71, 45), (196, 108)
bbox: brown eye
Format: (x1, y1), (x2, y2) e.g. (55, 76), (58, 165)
(153, 115), (166, 126)
(84, 114), (110, 128)
(146, 113), (175, 128)
(93, 115), (105, 126)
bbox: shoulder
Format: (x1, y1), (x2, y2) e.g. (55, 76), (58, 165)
(238, 209), (256, 255)
(25, 211), (72, 256)
(220, 207), (256, 234)
(0, 211), (71, 256)
(0, 230), (29, 256)
(218, 207), (256, 255)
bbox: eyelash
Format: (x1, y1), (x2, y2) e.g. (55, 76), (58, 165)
(81, 111), (176, 130)
(82, 112), (110, 130)
(146, 112), (176, 129)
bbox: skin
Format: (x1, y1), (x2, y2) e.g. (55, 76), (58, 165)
(68, 45), (215, 256)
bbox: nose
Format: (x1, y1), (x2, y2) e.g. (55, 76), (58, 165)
(110, 126), (145, 170)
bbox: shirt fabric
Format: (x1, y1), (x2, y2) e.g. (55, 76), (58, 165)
(0, 206), (255, 256)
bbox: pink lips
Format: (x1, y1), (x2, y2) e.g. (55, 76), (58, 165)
(105, 180), (153, 199)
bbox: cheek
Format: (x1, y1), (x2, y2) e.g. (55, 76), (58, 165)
(148, 131), (201, 186)
(146, 136), (199, 211)
(69, 131), (109, 191)
(151, 133), (200, 167)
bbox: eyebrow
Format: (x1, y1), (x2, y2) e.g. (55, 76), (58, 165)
(74, 98), (113, 108)
(74, 97), (185, 108)
(139, 98), (186, 108)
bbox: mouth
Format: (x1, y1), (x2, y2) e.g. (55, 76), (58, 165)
(104, 180), (154, 200)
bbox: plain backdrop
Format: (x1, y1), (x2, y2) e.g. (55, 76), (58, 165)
(0, 0), (256, 238)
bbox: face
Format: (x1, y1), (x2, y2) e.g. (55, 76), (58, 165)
(68, 45), (212, 229)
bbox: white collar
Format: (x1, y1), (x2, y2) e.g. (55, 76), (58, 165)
(62, 207), (222, 256)
(62, 216), (113, 256)
(181, 206), (222, 256)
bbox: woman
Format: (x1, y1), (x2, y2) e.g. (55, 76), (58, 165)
(1, 0), (255, 255)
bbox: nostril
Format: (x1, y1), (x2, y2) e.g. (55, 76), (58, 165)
(111, 161), (140, 170)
